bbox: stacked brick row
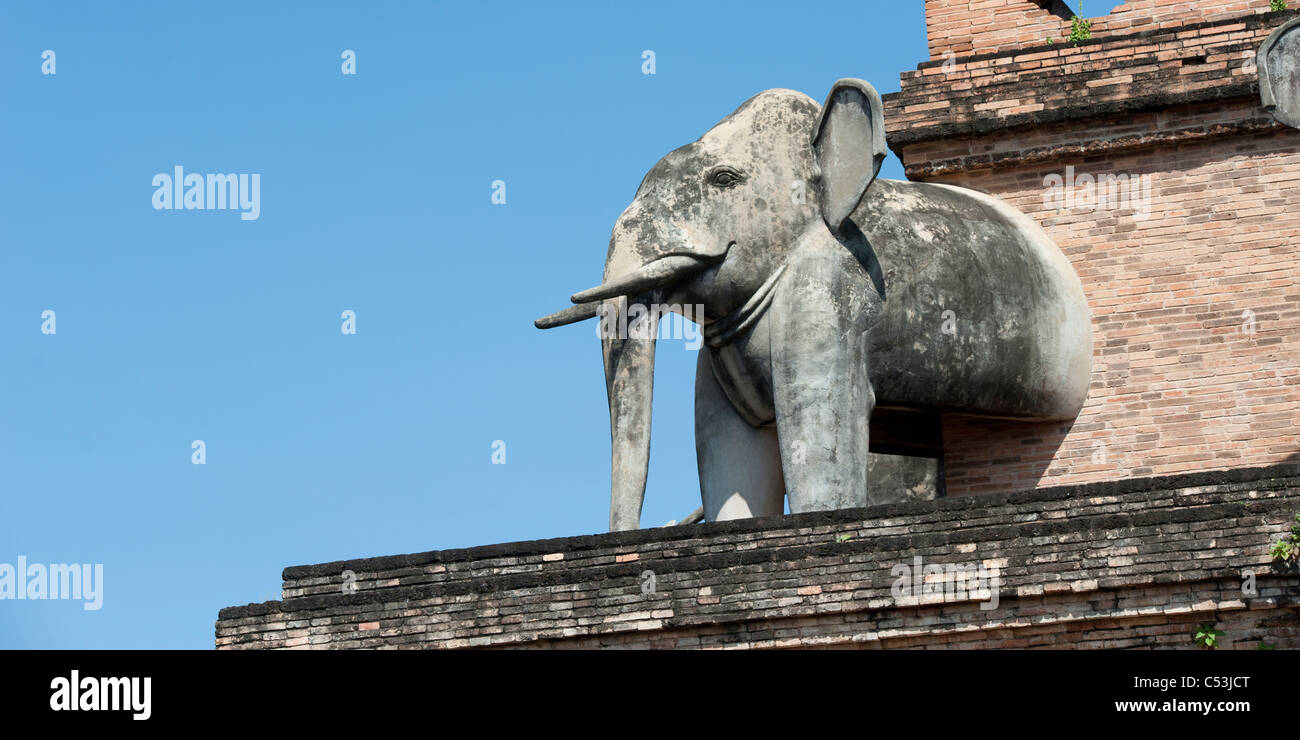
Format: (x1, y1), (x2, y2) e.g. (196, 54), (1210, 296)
(216, 464), (1300, 649)
(925, 0), (1271, 59)
(888, 9), (1287, 169)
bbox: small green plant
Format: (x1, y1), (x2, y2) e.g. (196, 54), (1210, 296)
(1193, 623), (1225, 649)
(1271, 0), (1288, 12)
(1047, 38), (1055, 45)
(835, 533), (853, 543)
(1069, 15), (1093, 45)
(1271, 539), (1298, 561)
(1256, 640), (1277, 650)
(1269, 513), (1300, 563)
(1067, 1), (1092, 46)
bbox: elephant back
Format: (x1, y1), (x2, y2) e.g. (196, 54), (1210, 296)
(856, 178), (1092, 421)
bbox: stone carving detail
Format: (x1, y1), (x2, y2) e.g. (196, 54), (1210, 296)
(536, 79), (1092, 531)
(1259, 18), (1300, 129)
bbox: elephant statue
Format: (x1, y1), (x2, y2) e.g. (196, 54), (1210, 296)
(536, 79), (1092, 532)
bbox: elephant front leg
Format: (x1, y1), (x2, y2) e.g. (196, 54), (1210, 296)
(694, 350), (785, 522)
(769, 248), (877, 513)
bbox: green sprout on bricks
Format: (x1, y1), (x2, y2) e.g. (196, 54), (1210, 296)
(1193, 623), (1225, 649)
(1069, 14), (1093, 45)
(1271, 0), (1288, 12)
(1066, 1), (1093, 46)
(1268, 513), (1300, 562)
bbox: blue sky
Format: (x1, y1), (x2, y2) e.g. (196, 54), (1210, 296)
(0, 1), (929, 648)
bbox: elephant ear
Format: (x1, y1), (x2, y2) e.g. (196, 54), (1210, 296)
(811, 78), (887, 233)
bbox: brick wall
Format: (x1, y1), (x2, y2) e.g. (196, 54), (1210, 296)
(215, 464), (1300, 649)
(926, 0), (1271, 59)
(926, 0), (1071, 58)
(886, 5), (1300, 497)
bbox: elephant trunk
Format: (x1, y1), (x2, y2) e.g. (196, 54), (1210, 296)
(602, 293), (659, 531)
(593, 247), (723, 531)
(534, 210), (726, 530)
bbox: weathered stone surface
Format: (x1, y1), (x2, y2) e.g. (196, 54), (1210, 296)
(216, 463), (1300, 650)
(867, 453), (941, 503)
(536, 78), (1090, 531)
(1259, 17), (1300, 129)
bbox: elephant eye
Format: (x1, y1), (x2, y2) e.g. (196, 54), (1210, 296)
(708, 167), (744, 189)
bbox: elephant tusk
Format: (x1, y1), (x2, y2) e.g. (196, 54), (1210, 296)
(535, 302), (600, 329)
(570, 253), (720, 304)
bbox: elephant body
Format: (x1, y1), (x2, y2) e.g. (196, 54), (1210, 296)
(537, 80), (1092, 530)
(859, 178), (1091, 421)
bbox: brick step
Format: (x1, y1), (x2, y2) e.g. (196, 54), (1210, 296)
(216, 463), (1300, 649)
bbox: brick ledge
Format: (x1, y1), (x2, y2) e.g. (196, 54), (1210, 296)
(275, 461), (1300, 584)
